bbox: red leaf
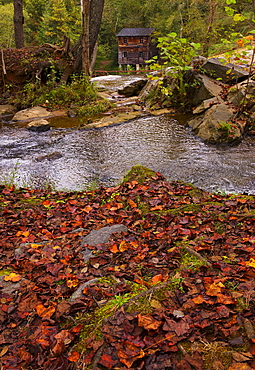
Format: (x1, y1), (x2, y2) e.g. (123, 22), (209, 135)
(98, 354), (115, 369)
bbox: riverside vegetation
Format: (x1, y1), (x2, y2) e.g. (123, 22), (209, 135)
(0, 165), (254, 369)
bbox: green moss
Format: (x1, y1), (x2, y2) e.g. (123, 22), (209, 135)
(121, 165), (157, 184)
(163, 203), (202, 215)
(180, 252), (206, 270)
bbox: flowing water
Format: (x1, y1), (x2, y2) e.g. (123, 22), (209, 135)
(0, 75), (255, 194)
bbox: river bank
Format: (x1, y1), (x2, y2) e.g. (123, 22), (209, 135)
(0, 165), (254, 370)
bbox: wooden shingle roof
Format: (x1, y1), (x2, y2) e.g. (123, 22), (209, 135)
(117, 28), (155, 37)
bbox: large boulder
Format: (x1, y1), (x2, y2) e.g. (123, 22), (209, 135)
(227, 80), (255, 109)
(12, 106), (52, 121)
(118, 79), (147, 97)
(188, 103), (246, 144)
(138, 79), (161, 102)
(201, 58), (249, 84)
(186, 73), (224, 107)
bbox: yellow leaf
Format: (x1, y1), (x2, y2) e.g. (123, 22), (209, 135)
(244, 258), (255, 268)
(0, 346), (8, 357)
(119, 241), (129, 252)
(30, 243), (43, 249)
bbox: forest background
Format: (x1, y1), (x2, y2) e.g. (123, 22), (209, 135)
(1, 0), (255, 69)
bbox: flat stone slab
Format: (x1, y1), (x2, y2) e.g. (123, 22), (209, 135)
(81, 224), (128, 247)
(27, 119), (51, 132)
(0, 104), (17, 116)
(81, 224), (128, 262)
(12, 106), (52, 121)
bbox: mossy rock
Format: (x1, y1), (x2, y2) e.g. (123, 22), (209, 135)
(121, 165), (158, 184)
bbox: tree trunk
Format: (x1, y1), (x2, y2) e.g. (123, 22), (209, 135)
(81, 0), (91, 75)
(73, 0), (104, 74)
(13, 0), (24, 49)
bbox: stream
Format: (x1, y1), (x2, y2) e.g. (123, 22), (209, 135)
(0, 75), (255, 194)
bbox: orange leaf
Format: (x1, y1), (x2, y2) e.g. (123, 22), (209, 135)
(150, 205), (164, 211)
(68, 351), (80, 362)
(128, 199), (137, 208)
(205, 281), (224, 296)
(4, 272), (22, 282)
(42, 200), (52, 207)
(192, 295), (206, 304)
(36, 338), (50, 347)
(110, 244), (119, 253)
(82, 205), (92, 213)
(138, 314), (162, 330)
(36, 304), (56, 319)
(150, 274), (163, 285)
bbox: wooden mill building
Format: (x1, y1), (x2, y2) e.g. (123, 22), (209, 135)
(117, 28), (156, 70)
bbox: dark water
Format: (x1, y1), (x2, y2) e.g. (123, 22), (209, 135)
(0, 114), (255, 194)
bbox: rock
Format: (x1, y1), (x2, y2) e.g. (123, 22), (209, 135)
(69, 278), (99, 302)
(138, 79), (163, 105)
(150, 108), (171, 116)
(12, 106), (52, 121)
(35, 152), (63, 162)
(81, 224), (128, 263)
(0, 104), (17, 117)
(70, 224), (128, 301)
(85, 111), (142, 128)
(227, 80), (255, 108)
(201, 57), (249, 84)
(188, 103), (245, 144)
(0, 276), (22, 294)
(27, 119), (51, 132)
(227, 87), (246, 106)
(81, 224), (128, 248)
(186, 73), (224, 107)
(118, 79), (147, 97)
(193, 97), (222, 114)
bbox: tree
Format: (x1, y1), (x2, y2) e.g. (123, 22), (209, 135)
(13, 0), (24, 48)
(76, 0), (104, 74)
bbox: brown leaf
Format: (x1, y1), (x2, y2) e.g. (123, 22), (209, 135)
(138, 314), (162, 330)
(232, 352), (253, 362)
(227, 363), (252, 370)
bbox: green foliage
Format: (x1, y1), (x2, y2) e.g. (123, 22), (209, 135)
(12, 73), (111, 117)
(25, 0), (81, 45)
(149, 33), (200, 108)
(0, 3), (14, 47)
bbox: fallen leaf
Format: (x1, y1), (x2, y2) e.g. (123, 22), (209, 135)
(138, 314), (162, 330)
(68, 351), (80, 362)
(36, 304), (56, 319)
(4, 272), (22, 282)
